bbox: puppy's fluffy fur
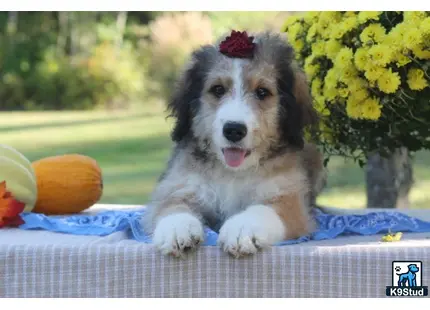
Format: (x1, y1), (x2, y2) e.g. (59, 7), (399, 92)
(142, 31), (326, 258)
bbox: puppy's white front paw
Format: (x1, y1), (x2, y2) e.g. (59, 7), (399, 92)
(153, 213), (204, 257)
(217, 205), (286, 258)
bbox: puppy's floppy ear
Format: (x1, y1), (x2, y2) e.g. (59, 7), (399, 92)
(277, 56), (319, 149)
(167, 47), (213, 142)
(167, 59), (200, 142)
(292, 68), (319, 128)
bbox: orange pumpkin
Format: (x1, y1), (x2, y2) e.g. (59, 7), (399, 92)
(32, 154), (103, 215)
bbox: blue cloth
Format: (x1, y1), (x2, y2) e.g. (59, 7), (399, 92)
(18, 208), (430, 246)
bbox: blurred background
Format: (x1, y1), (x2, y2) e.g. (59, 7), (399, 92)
(0, 11), (429, 209)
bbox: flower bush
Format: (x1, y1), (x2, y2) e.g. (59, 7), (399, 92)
(282, 11), (430, 166)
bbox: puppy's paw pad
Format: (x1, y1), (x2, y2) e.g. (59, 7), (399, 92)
(153, 213), (204, 257)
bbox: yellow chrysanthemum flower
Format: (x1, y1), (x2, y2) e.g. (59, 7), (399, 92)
(304, 64), (319, 79)
(407, 68), (429, 90)
(338, 87), (350, 98)
(303, 11), (320, 24)
(368, 44), (393, 66)
(382, 34), (396, 48)
(404, 11), (427, 26)
(325, 39), (342, 60)
(338, 64), (358, 83)
(361, 97), (382, 120)
(324, 88), (338, 101)
(327, 16), (357, 41)
(291, 38), (305, 52)
(319, 11), (342, 25)
(316, 17), (330, 32)
(403, 27), (422, 50)
(306, 23), (318, 42)
(335, 47), (353, 69)
(282, 15), (300, 32)
(304, 56), (320, 79)
(304, 54), (316, 65)
(421, 17), (430, 34)
(323, 72), (338, 101)
(316, 12), (340, 37)
(388, 23), (408, 44)
(358, 11), (382, 24)
(320, 25), (333, 40)
(325, 68), (338, 85)
(377, 68), (401, 94)
(314, 96), (330, 116)
(354, 48), (369, 71)
(318, 121), (334, 143)
(412, 45), (430, 60)
(394, 51), (412, 67)
(360, 23), (387, 45)
(348, 77), (368, 92)
(346, 97), (363, 119)
(344, 11), (357, 18)
(383, 33), (404, 53)
(314, 94), (324, 105)
(364, 64), (385, 81)
(351, 88), (370, 102)
(330, 26), (346, 40)
(312, 41), (325, 56)
(321, 108), (331, 117)
(286, 22), (303, 42)
(313, 97), (324, 111)
(342, 16), (359, 33)
(311, 78), (323, 95)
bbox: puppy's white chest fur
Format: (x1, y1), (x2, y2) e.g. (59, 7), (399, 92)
(185, 168), (303, 226)
(210, 177), (257, 217)
(179, 172), (258, 223)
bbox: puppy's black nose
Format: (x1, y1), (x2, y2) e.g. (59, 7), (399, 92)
(223, 122), (247, 142)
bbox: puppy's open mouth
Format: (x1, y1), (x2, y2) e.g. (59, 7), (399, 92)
(222, 147), (251, 168)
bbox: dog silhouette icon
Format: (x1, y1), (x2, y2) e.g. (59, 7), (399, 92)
(397, 264), (419, 287)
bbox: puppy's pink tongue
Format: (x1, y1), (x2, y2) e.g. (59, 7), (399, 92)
(223, 148), (246, 167)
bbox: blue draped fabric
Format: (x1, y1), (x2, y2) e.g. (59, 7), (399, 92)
(18, 207), (430, 246)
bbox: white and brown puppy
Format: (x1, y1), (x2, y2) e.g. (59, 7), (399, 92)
(142, 31), (326, 258)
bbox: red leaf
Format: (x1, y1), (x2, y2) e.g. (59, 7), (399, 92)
(0, 181), (25, 228)
(0, 216), (25, 228)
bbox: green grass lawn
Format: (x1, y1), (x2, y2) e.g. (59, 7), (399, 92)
(1, 108), (430, 209)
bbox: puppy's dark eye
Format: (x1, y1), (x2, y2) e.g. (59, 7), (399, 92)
(255, 87), (271, 100)
(209, 85), (226, 98)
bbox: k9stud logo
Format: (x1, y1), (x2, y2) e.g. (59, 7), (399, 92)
(386, 261), (428, 297)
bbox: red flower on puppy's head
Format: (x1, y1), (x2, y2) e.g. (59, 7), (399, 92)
(219, 30), (256, 59)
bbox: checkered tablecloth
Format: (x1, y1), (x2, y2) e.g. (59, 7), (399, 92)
(1, 205), (430, 298)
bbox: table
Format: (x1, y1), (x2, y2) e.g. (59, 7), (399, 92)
(1, 205), (430, 298)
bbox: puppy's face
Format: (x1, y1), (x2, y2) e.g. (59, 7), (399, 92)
(196, 57), (280, 170)
(168, 32), (317, 171)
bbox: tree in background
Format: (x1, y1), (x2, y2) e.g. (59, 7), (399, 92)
(282, 11), (430, 208)
(146, 12), (214, 102)
(0, 11), (288, 111)
(0, 12), (156, 111)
